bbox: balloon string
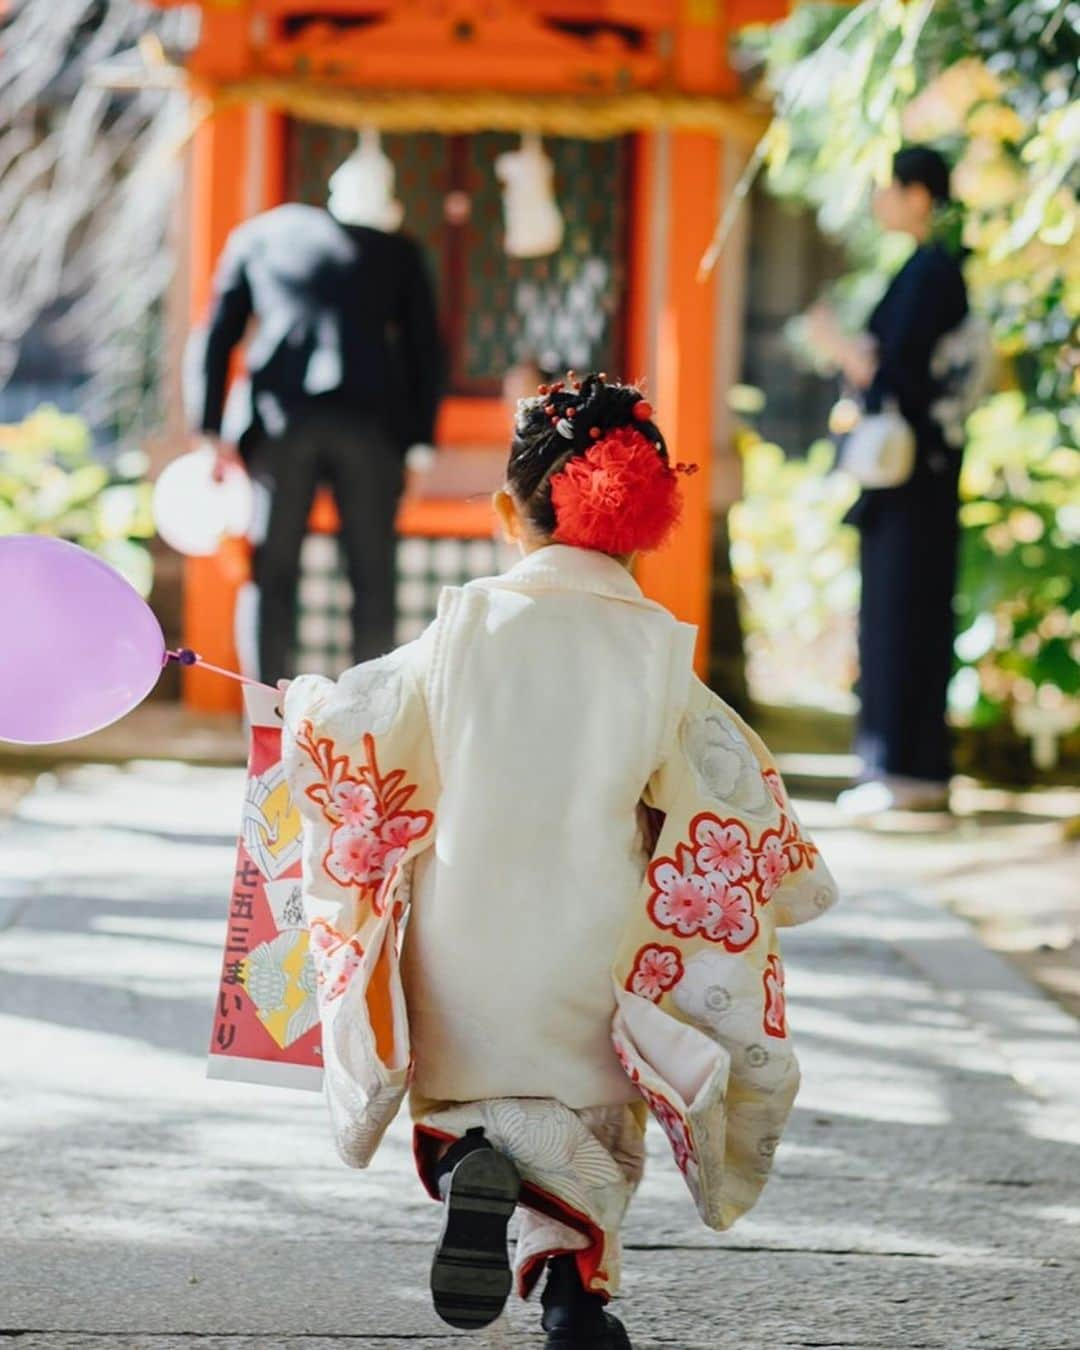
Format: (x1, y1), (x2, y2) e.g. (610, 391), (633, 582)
(165, 649), (276, 693)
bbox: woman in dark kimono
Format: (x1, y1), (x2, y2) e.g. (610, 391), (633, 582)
(810, 147), (969, 815)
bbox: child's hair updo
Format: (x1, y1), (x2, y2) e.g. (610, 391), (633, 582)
(507, 372), (695, 556)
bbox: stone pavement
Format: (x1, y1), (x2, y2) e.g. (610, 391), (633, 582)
(1, 763), (1078, 1350)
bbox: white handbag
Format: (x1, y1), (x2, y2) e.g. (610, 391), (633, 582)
(841, 403), (916, 488)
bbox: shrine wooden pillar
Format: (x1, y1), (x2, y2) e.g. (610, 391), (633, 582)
(161, 0), (774, 704)
(183, 96), (286, 712)
(636, 2), (729, 678)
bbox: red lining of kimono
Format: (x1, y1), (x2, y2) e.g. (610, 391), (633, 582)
(412, 1124), (611, 1302)
(512, 1183), (608, 1301)
(413, 1122), (456, 1201)
(513, 1182), (607, 1296)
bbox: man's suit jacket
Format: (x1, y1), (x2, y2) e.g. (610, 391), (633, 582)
(199, 203), (442, 458)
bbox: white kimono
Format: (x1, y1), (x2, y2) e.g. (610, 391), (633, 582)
(282, 545), (837, 1300)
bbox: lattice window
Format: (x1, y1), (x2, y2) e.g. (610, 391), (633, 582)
(287, 122), (628, 395)
(289, 534), (513, 678)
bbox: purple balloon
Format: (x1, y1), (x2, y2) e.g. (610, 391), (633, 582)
(0, 535), (165, 745)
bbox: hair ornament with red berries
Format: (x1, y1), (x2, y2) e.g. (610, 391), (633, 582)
(508, 371), (692, 554)
(549, 423), (684, 555)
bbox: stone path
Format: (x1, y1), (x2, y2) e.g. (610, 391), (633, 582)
(1, 763), (1078, 1348)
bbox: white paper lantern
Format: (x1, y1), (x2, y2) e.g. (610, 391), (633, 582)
(328, 127), (404, 233)
(496, 133), (565, 259)
(152, 446), (253, 557)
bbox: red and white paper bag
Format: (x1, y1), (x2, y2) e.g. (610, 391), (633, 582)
(207, 684), (323, 1091)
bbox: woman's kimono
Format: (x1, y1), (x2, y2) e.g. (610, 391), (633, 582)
(282, 545), (837, 1301)
(847, 240), (969, 784)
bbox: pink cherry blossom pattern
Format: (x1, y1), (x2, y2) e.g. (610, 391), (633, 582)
(763, 954), (787, 1038)
(755, 831), (791, 903)
(644, 802), (820, 951)
(640, 1084), (696, 1176)
(627, 943), (685, 1002)
(332, 781), (379, 830)
(298, 727), (434, 910)
(614, 1036), (697, 1175)
(692, 815), (754, 883)
(613, 1039), (640, 1085)
(361, 814), (433, 907)
(701, 879), (758, 951)
(325, 825), (384, 887)
(323, 939), (364, 1001)
(378, 811), (433, 865)
(648, 845), (724, 938)
(309, 919), (347, 958)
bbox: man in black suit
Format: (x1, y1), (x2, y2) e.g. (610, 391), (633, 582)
(199, 197), (442, 684)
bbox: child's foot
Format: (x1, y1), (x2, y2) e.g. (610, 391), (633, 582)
(541, 1254), (632, 1349)
(430, 1132), (520, 1331)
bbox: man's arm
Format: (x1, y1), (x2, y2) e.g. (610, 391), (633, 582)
(397, 238), (443, 450)
(200, 228), (254, 443)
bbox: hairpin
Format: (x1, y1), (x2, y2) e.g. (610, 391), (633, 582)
(555, 419), (575, 439)
(632, 400), (653, 422)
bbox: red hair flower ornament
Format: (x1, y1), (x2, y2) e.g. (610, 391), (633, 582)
(550, 426), (684, 555)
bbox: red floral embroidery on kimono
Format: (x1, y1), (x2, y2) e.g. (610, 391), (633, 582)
(626, 943), (685, 1002)
(647, 826), (758, 952)
(763, 768), (787, 812)
(694, 817), (755, 883)
(309, 918), (348, 954)
(763, 954), (788, 1038)
(645, 1086), (696, 1176)
(780, 808), (817, 872)
(645, 767), (820, 950)
(755, 830), (791, 902)
(614, 1043), (697, 1177)
(297, 724), (434, 914)
(309, 918), (364, 1002)
(764, 768), (818, 872)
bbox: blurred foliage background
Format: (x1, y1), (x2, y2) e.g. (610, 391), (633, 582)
(0, 4), (198, 615)
(0, 406), (155, 596)
(730, 0), (1079, 773)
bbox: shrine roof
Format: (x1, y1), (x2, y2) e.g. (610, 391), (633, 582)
(144, 1), (790, 100)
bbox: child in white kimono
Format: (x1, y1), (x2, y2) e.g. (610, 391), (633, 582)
(282, 374), (838, 1349)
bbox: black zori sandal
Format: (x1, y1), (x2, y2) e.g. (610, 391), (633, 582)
(541, 1254), (632, 1349)
(430, 1127), (521, 1330)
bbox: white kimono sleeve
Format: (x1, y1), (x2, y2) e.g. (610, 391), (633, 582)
(281, 643), (440, 1167)
(612, 678), (838, 1229)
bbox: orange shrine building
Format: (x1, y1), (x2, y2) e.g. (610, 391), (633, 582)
(148, 0), (786, 711)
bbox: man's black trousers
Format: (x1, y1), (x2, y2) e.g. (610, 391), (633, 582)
(248, 407), (404, 684)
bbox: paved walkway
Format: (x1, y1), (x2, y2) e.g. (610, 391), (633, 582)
(1, 763), (1078, 1349)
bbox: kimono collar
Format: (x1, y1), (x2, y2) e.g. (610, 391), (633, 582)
(490, 544), (652, 606)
